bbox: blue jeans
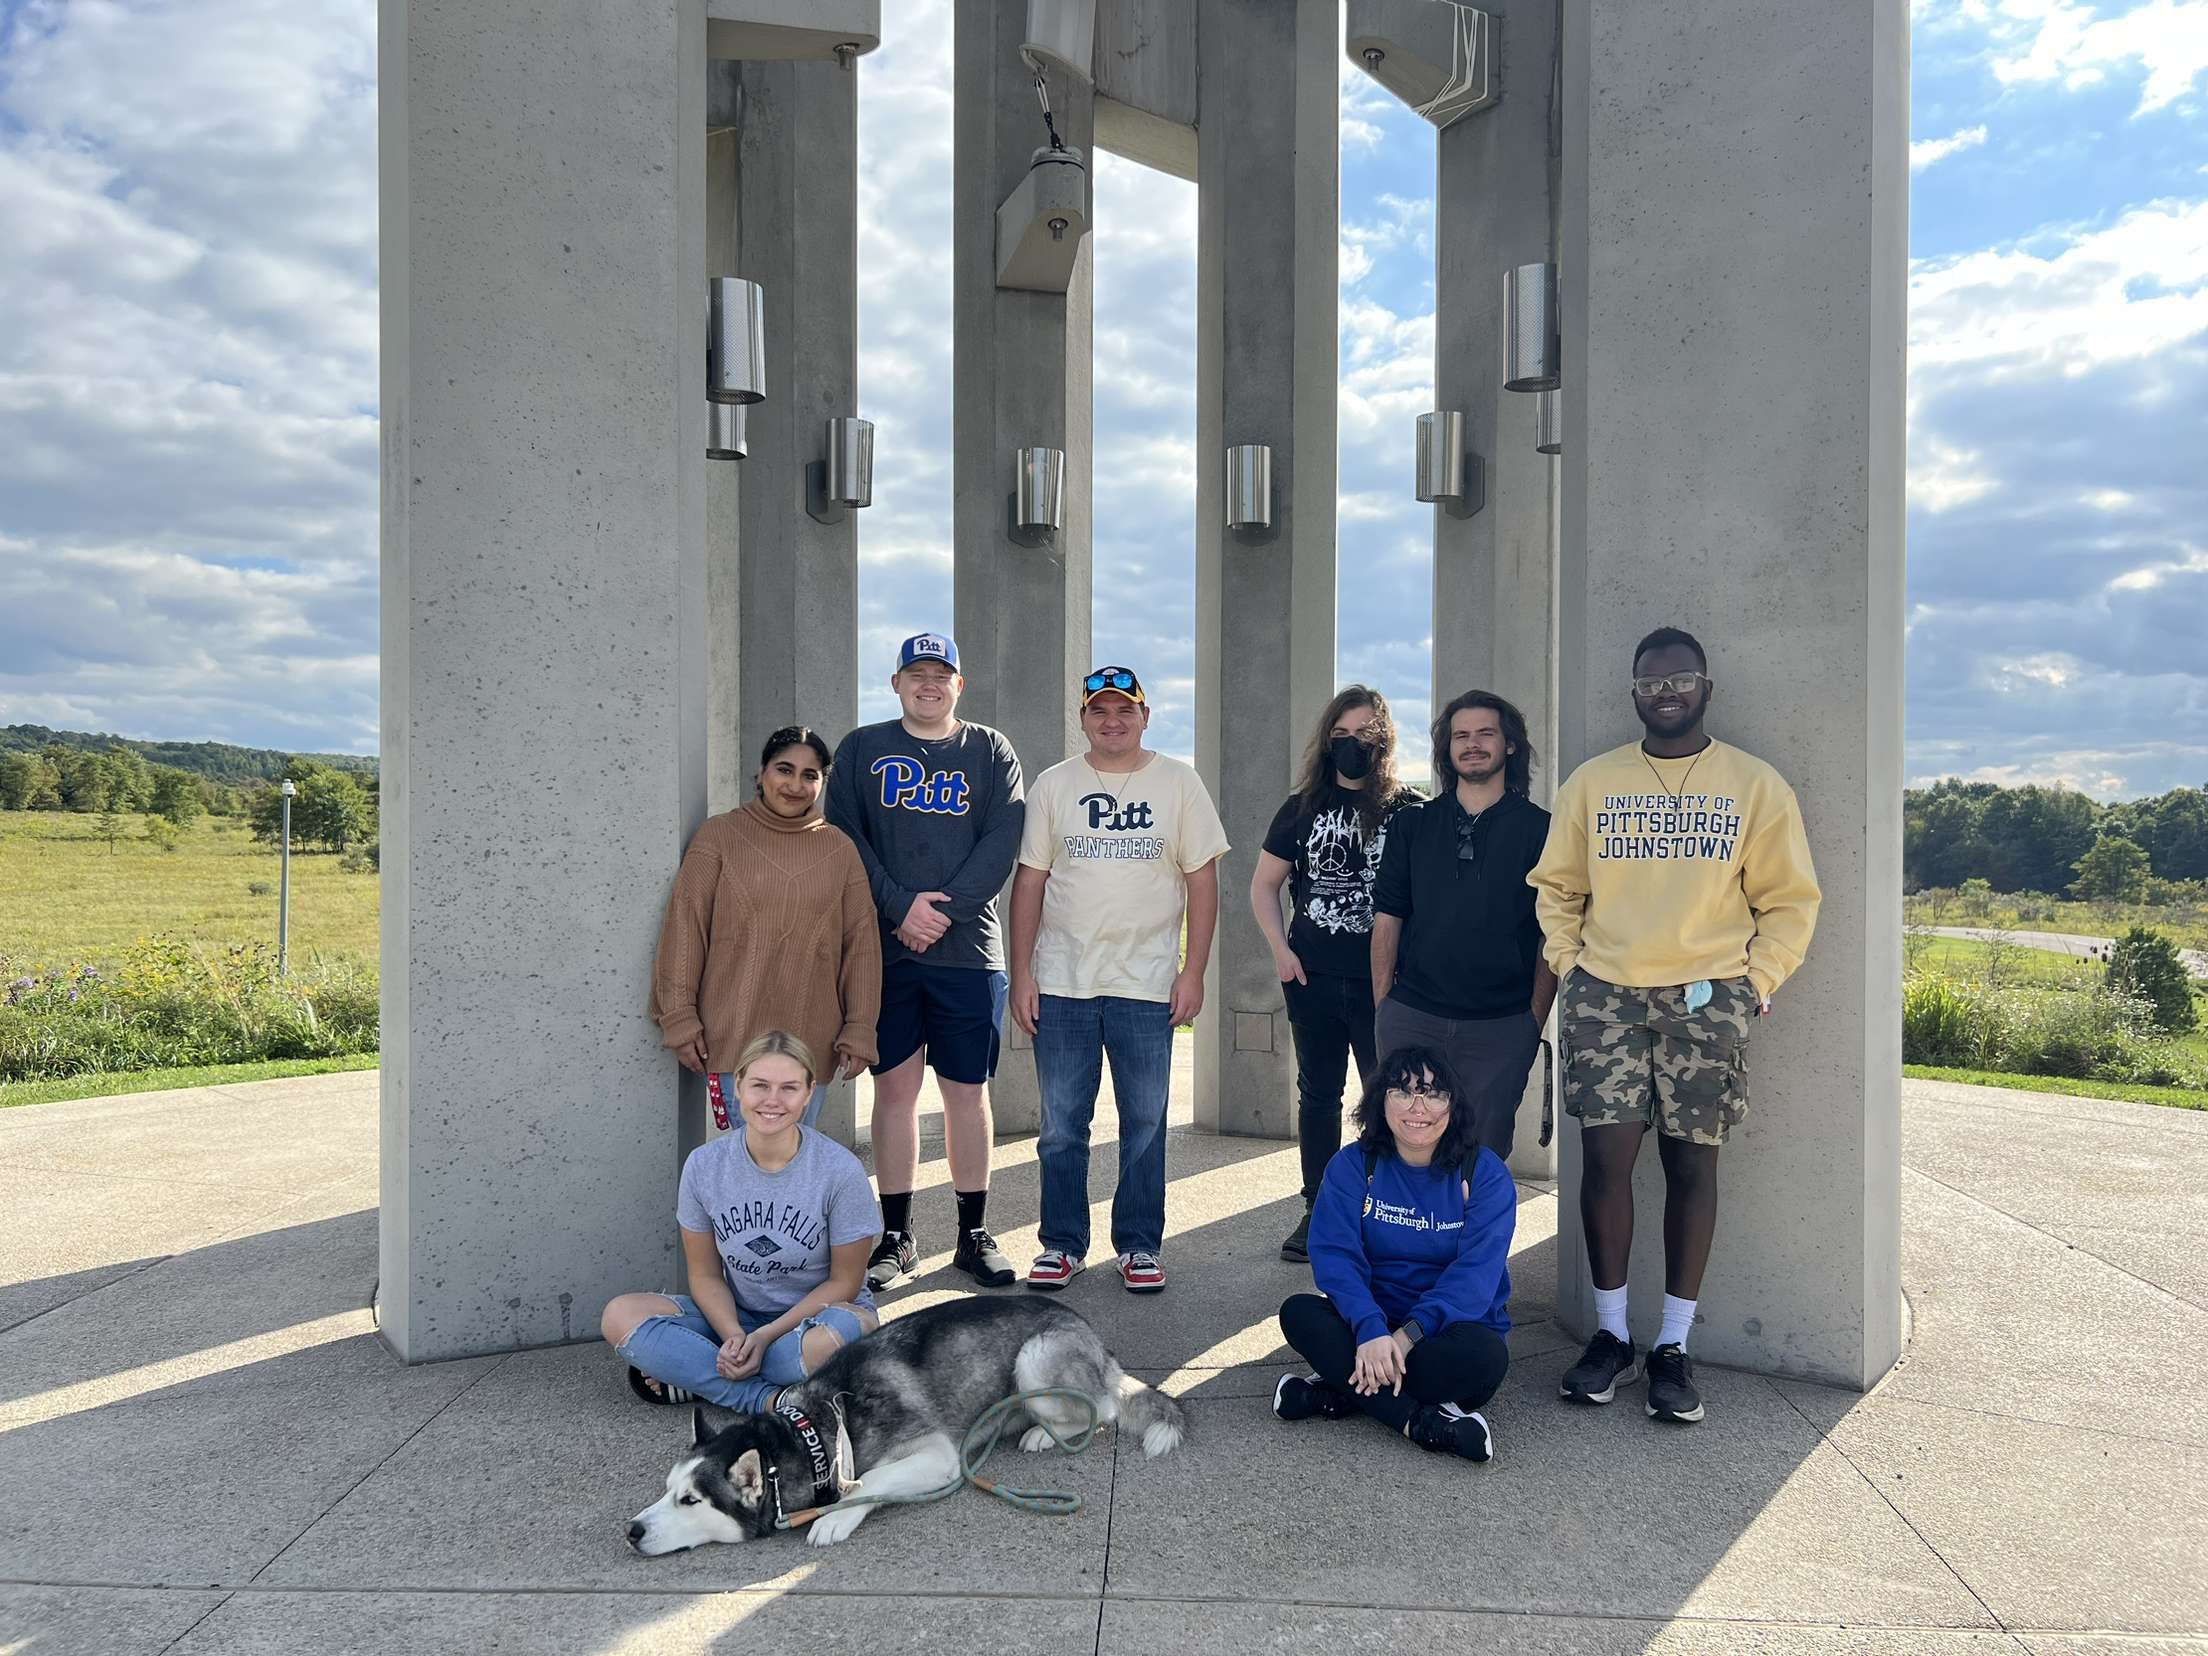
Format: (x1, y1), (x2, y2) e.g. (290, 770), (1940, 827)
(1034, 994), (1175, 1258)
(618, 1294), (867, 1412)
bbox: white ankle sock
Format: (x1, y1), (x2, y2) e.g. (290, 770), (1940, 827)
(1658, 1294), (1697, 1351)
(1593, 1284), (1629, 1343)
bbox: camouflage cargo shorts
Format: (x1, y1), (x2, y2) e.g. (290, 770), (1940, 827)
(1560, 969), (1756, 1146)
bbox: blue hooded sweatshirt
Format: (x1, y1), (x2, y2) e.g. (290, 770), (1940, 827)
(1306, 1140), (1516, 1344)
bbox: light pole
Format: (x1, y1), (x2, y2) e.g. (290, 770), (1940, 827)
(278, 779), (295, 975)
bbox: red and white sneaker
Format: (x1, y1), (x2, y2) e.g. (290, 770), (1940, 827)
(1118, 1252), (1166, 1294)
(1026, 1249), (1085, 1290)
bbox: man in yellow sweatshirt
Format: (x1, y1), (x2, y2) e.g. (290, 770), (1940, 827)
(1527, 626), (1821, 1426)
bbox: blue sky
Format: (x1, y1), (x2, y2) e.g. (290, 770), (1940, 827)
(1, 0), (2204, 798)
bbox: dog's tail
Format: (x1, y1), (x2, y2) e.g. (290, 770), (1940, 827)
(1110, 1366), (1187, 1459)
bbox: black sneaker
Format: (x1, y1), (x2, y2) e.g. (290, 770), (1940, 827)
(1279, 1203), (1313, 1262)
(1406, 1402), (1494, 1462)
(1645, 1343), (1705, 1423)
(1271, 1373), (1354, 1422)
(1560, 1330), (1640, 1404)
(951, 1227), (1016, 1287)
(865, 1231), (918, 1291)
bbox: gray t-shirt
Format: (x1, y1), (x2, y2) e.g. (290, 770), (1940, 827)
(676, 1127), (882, 1319)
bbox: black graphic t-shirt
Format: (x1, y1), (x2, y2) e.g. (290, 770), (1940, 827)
(1262, 787), (1409, 981)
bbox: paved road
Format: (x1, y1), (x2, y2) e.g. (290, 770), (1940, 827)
(1922, 923), (2208, 979)
(4, 1069), (2206, 1652)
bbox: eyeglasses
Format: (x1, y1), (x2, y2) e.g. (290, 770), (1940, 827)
(1631, 673), (1711, 697)
(1084, 668), (1137, 694)
(1454, 816), (1477, 865)
(1385, 1085), (1452, 1105)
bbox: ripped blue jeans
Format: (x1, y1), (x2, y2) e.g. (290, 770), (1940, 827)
(619, 1293), (869, 1412)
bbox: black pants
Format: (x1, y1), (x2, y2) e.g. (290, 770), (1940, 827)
(1278, 1293), (1509, 1432)
(1283, 974), (1378, 1200)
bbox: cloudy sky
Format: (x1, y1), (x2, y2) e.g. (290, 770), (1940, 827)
(0, 0), (2204, 799)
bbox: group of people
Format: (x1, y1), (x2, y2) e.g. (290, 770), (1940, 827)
(601, 622), (1822, 1469)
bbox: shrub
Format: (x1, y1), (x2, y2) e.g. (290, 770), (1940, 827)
(0, 938), (379, 1083)
(1901, 969), (2207, 1090)
(2105, 926), (2200, 1035)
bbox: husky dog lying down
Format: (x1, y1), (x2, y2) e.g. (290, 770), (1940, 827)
(627, 1295), (1187, 1552)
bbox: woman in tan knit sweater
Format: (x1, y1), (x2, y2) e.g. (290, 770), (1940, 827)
(650, 726), (882, 1131)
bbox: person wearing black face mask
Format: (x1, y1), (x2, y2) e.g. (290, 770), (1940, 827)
(1252, 687), (1420, 1261)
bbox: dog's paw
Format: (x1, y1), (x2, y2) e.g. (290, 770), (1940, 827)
(806, 1506), (867, 1547)
(1018, 1425), (1058, 1453)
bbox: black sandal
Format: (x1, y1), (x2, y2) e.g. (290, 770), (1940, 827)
(627, 1365), (695, 1406)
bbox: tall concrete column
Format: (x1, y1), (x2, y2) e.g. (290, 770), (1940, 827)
(952, 0), (1095, 1137)
(1555, 0), (1907, 1386)
(379, 0), (707, 1361)
(1431, 0), (1562, 1178)
(735, 59), (860, 769)
(1193, 0), (1338, 1138)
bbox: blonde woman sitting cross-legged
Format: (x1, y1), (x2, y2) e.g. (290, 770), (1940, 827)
(601, 1031), (882, 1412)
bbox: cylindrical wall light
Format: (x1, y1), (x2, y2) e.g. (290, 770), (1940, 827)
(1226, 443), (1272, 531)
(1015, 445), (1065, 534)
(807, 416), (875, 524)
(707, 399), (747, 461)
(707, 276), (765, 405)
(1415, 411), (1466, 503)
(826, 417), (873, 508)
(1535, 389), (1561, 455)
(1503, 261), (1559, 393)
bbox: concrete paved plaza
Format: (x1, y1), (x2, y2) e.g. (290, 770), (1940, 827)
(3, 1060), (2204, 1654)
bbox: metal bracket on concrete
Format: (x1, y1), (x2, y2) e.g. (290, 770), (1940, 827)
(996, 147), (1091, 293)
(1345, 1), (1499, 128)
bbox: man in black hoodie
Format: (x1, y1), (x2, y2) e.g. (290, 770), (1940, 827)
(1369, 690), (1554, 1159)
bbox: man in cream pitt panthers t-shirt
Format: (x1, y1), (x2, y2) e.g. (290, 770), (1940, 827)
(1009, 666), (1229, 1296)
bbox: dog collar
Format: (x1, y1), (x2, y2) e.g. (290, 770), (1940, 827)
(767, 1402), (847, 1531)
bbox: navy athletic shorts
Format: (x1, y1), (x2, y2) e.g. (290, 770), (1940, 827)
(872, 957), (1009, 1084)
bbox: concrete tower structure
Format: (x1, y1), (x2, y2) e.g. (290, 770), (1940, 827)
(380, 0), (1905, 1389)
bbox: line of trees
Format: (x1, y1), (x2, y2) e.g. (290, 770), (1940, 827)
(0, 744), (377, 854)
(1906, 780), (2208, 901)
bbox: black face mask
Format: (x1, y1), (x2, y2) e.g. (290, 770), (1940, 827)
(1330, 735), (1375, 782)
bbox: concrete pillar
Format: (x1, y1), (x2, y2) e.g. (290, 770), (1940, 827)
(1431, 0), (1562, 1180)
(1192, 0), (1338, 1139)
(952, 0), (1095, 1137)
(1554, 0), (1907, 1386)
(720, 56), (863, 1147)
(378, 0), (706, 1361)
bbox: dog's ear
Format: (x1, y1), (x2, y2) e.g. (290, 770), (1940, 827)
(731, 1448), (766, 1508)
(692, 1405), (713, 1448)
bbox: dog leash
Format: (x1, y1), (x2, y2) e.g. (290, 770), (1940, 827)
(773, 1386), (1102, 1530)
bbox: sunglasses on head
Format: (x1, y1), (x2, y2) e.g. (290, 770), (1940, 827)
(1084, 669), (1137, 694)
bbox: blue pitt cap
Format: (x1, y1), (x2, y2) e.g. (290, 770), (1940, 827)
(898, 632), (960, 671)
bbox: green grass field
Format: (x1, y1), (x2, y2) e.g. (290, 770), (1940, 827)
(0, 809), (378, 972)
(1906, 930), (2208, 1073)
(0, 1052), (380, 1110)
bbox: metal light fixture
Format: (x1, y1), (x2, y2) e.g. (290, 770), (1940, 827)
(1535, 389), (1561, 456)
(1021, 0), (1096, 82)
(1226, 444), (1272, 531)
(807, 417), (874, 524)
(1013, 445), (1065, 538)
(1415, 411), (1484, 517)
(707, 276), (765, 405)
(1503, 261), (1559, 393)
(706, 399), (746, 461)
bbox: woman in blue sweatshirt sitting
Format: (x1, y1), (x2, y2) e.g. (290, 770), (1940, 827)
(1273, 1044), (1516, 1461)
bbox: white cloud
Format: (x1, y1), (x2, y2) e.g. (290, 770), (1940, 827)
(1911, 124), (1990, 169)
(1985, 0), (2208, 114)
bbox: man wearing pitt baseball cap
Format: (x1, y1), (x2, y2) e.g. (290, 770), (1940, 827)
(826, 627), (1026, 1292)
(899, 633), (960, 672)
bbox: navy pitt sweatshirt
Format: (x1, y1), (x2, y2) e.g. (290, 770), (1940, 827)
(1306, 1141), (1517, 1342)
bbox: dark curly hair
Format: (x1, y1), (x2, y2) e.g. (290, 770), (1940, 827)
(1351, 1045), (1477, 1172)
